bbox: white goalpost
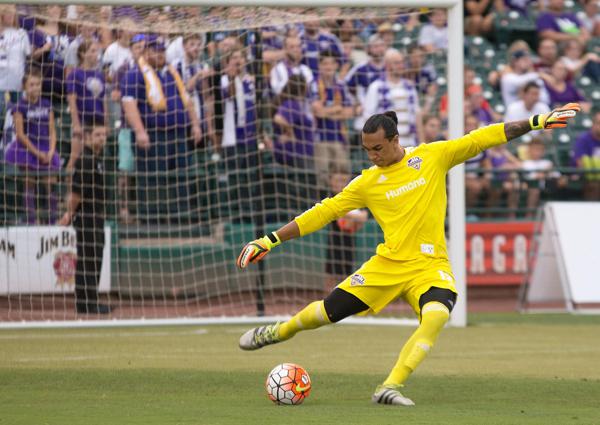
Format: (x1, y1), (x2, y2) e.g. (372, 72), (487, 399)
(0, 0), (465, 328)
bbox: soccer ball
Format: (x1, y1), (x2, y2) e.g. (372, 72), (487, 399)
(265, 363), (311, 405)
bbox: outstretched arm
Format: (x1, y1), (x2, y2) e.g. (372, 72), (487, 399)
(430, 103), (581, 170)
(237, 175), (365, 269)
(503, 120), (532, 141)
(505, 103), (581, 141)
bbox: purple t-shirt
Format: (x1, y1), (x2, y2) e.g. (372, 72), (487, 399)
(537, 12), (582, 34)
(301, 31), (348, 78)
(66, 68), (106, 126)
(3, 97), (60, 170)
(120, 65), (189, 131)
(29, 29), (70, 101)
(15, 97), (51, 146)
(345, 61), (385, 97)
(573, 130), (600, 167)
(274, 98), (314, 167)
(310, 78), (352, 143)
(543, 81), (585, 107)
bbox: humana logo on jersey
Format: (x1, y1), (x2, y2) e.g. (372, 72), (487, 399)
(385, 177), (427, 200)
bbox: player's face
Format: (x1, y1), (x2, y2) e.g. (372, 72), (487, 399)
(361, 128), (401, 167)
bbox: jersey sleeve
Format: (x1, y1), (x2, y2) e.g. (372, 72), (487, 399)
(427, 123), (507, 170)
(294, 174), (366, 236)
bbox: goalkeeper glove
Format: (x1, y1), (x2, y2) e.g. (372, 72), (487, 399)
(237, 232), (282, 269)
(529, 103), (581, 130)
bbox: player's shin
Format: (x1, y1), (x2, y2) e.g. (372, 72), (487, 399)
(278, 300), (330, 341)
(382, 302), (450, 386)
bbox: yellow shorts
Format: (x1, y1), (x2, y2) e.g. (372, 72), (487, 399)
(337, 254), (458, 317)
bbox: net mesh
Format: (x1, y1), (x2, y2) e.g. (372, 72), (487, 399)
(0, 4), (449, 322)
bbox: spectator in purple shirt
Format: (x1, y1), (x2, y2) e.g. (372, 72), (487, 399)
(301, 19), (349, 79)
(536, 0), (591, 44)
(271, 73), (317, 214)
(273, 74), (314, 168)
(538, 60), (590, 111)
(344, 34), (384, 135)
(4, 69), (59, 223)
(28, 5), (71, 163)
(66, 40), (106, 170)
(310, 50), (355, 189)
(121, 34), (202, 222)
(572, 110), (600, 200)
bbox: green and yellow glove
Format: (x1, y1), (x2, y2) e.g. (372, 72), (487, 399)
(236, 232), (282, 269)
(529, 102), (581, 130)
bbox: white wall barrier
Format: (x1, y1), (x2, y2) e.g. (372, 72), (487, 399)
(0, 226), (111, 295)
(524, 202), (600, 312)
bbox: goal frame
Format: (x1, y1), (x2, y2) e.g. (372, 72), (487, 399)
(4, 0), (465, 328)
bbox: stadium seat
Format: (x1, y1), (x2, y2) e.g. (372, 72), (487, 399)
(493, 12), (537, 49)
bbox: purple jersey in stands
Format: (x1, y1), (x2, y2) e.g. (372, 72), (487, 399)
(537, 12), (582, 34)
(543, 81), (585, 107)
(302, 32), (347, 78)
(344, 61), (385, 102)
(573, 130), (600, 167)
(310, 78), (352, 143)
(274, 98), (314, 166)
(29, 29), (70, 101)
(120, 66), (189, 130)
(66, 68), (106, 125)
(4, 97), (60, 170)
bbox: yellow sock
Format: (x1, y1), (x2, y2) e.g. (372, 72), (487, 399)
(278, 300), (330, 341)
(382, 302), (450, 387)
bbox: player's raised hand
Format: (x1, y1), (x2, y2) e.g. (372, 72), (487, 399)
(530, 103), (581, 130)
(237, 232), (282, 269)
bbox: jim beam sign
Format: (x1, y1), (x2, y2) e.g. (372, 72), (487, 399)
(0, 226), (111, 295)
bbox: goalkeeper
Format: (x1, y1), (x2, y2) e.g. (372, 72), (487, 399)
(237, 103), (580, 406)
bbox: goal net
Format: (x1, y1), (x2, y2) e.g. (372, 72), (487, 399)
(0, 4), (459, 325)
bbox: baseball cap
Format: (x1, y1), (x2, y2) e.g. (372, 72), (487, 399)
(146, 34), (166, 51)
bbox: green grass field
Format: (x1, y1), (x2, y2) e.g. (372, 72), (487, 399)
(1, 313), (600, 425)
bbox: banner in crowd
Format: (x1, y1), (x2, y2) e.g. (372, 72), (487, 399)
(466, 221), (536, 286)
(0, 226), (111, 294)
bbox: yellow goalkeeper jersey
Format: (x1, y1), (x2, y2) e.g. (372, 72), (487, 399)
(295, 123), (507, 262)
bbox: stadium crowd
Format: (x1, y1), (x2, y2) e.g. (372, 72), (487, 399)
(1, 2), (600, 227)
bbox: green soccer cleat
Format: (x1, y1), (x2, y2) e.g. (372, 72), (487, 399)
(372, 384), (415, 406)
(239, 323), (281, 351)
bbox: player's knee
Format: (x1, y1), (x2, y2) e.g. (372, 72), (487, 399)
(419, 286), (457, 314)
(323, 288), (369, 323)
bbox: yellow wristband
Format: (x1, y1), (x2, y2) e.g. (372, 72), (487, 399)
(261, 232), (281, 249)
(529, 114), (543, 131)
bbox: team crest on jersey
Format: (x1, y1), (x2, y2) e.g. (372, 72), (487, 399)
(350, 274), (365, 286)
(407, 157), (422, 170)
